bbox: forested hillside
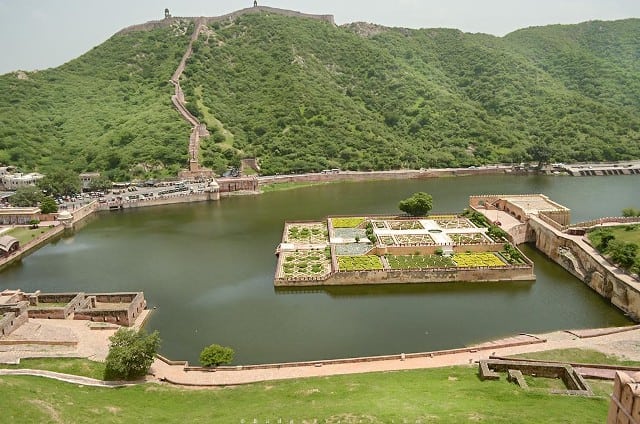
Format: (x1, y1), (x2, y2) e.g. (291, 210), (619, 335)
(1, 12), (639, 178)
(0, 21), (194, 180)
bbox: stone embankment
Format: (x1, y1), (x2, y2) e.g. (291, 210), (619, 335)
(96, 192), (219, 211)
(149, 325), (640, 386)
(258, 166), (512, 186)
(529, 215), (640, 320)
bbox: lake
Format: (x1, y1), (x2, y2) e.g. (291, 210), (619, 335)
(1, 174), (638, 364)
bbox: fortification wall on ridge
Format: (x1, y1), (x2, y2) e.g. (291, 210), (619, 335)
(115, 7), (335, 36)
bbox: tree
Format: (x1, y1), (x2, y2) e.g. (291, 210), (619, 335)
(622, 208), (640, 217)
(39, 196), (58, 214)
(104, 329), (160, 380)
(398, 192), (433, 217)
(37, 169), (81, 197)
(610, 241), (638, 270)
(88, 175), (112, 192)
(199, 344), (234, 367)
(9, 186), (43, 207)
(527, 142), (552, 170)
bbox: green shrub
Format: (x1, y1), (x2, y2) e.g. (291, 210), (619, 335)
(199, 344), (234, 367)
(104, 329), (160, 380)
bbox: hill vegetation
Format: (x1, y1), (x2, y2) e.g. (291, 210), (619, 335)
(1, 13), (639, 179)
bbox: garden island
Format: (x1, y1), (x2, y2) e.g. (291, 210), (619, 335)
(274, 193), (534, 286)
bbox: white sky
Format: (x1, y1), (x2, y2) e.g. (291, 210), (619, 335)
(0, 0), (639, 74)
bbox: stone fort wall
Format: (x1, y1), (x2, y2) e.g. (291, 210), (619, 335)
(115, 6), (335, 36)
(528, 216), (640, 321)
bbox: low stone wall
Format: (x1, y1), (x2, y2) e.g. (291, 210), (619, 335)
(479, 359), (592, 395)
(71, 202), (98, 224)
(259, 168), (509, 187)
(373, 243), (504, 256)
(276, 265), (534, 287)
(27, 293), (85, 320)
(0, 225), (65, 271)
(173, 335), (544, 373)
(74, 293), (146, 326)
(218, 177), (259, 193)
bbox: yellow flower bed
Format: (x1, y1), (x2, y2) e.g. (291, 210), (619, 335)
(338, 255), (383, 271)
(453, 252), (506, 267)
(331, 217), (365, 228)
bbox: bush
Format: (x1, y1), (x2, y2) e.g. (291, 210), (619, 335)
(200, 344), (234, 367)
(104, 329), (160, 380)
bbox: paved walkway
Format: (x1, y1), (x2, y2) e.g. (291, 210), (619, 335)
(4, 323), (640, 387)
(149, 325), (640, 387)
(0, 369), (143, 388)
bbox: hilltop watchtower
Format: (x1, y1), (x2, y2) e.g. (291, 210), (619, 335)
(164, 8), (171, 19)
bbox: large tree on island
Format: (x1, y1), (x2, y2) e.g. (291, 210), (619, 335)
(398, 192), (433, 217)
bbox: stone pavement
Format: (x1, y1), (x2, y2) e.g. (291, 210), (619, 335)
(0, 310), (152, 364)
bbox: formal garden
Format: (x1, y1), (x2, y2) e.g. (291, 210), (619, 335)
(279, 248), (332, 279)
(337, 255), (384, 271)
(275, 193), (532, 284)
(285, 222), (329, 244)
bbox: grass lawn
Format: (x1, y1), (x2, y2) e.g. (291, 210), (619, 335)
(0, 366), (611, 423)
(5, 226), (53, 246)
(588, 225), (640, 260)
(509, 348), (640, 367)
(261, 181), (331, 193)
(0, 358), (105, 380)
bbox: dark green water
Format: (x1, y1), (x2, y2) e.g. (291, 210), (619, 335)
(1, 175), (638, 364)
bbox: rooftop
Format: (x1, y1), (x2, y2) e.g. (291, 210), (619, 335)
(502, 195), (568, 214)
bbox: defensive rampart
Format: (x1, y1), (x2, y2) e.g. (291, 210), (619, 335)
(115, 7), (335, 36)
(528, 216), (640, 320)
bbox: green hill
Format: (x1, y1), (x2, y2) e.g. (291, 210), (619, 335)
(1, 12), (639, 179)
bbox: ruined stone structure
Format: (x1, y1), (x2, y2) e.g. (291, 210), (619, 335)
(0, 290), (29, 337)
(479, 359), (593, 396)
(0, 289), (146, 333)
